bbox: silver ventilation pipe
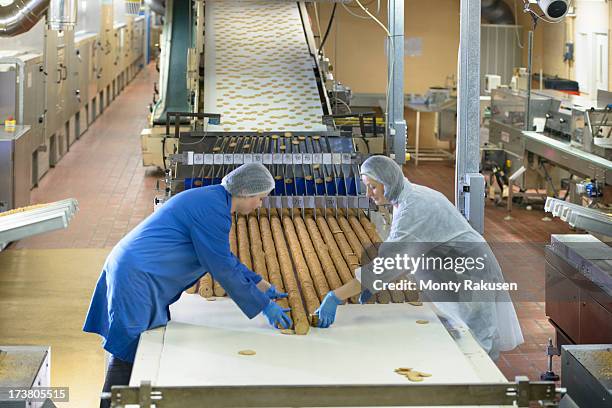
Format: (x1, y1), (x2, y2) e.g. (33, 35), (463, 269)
(47, 0), (77, 31)
(0, 0), (77, 37)
(0, 0), (49, 37)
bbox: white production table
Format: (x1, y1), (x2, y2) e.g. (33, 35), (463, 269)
(131, 294), (509, 407)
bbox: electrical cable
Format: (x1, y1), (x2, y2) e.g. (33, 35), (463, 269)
(513, 0), (524, 49)
(350, 0), (393, 148)
(318, 3), (338, 56)
(341, 0), (380, 19)
(314, 3), (323, 46)
(341, 3), (370, 19)
(353, 0), (390, 36)
(332, 97), (352, 113)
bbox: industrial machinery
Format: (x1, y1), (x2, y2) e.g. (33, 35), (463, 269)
(486, 87), (612, 208)
(0, 0), (146, 212)
(0, 52), (45, 187)
(559, 345), (611, 408)
(0, 126), (32, 213)
(544, 197), (612, 348)
(122, 1), (564, 407)
(147, 0), (381, 215)
(0, 346), (54, 408)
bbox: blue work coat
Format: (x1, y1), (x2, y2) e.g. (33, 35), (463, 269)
(83, 185), (270, 363)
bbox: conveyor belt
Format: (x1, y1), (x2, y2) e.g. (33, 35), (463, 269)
(152, 0), (191, 124)
(203, 0), (327, 132)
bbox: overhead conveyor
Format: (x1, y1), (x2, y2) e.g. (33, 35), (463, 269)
(151, 0), (192, 124)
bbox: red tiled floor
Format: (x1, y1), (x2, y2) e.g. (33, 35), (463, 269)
(11, 64), (161, 249)
(405, 161), (569, 382)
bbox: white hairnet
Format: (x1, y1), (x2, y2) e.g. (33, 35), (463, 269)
(221, 163), (275, 197)
(360, 155), (405, 204)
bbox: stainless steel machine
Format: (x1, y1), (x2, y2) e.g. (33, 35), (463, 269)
(0, 345), (53, 408)
(0, 126), (32, 213)
(544, 198), (612, 351)
(1, 0), (146, 200)
(0, 52), (45, 187)
(560, 345), (611, 408)
(486, 88), (612, 207)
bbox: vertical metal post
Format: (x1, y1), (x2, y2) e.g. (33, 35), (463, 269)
(455, 0), (485, 233)
(525, 30), (534, 131)
(387, 0), (406, 164)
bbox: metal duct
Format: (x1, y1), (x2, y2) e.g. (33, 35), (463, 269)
(145, 0), (165, 16)
(47, 0), (77, 31)
(482, 0), (515, 25)
(0, 0), (49, 37)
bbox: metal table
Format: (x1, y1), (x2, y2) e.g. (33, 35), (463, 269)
(406, 103), (455, 165)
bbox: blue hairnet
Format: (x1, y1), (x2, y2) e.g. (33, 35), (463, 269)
(360, 155), (405, 204)
(221, 163), (275, 197)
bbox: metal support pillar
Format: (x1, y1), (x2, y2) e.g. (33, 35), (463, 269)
(387, 0), (406, 164)
(455, 0), (485, 233)
(525, 30), (534, 131)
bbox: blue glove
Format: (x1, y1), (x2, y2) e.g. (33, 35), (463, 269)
(262, 301), (292, 329)
(315, 291), (343, 328)
(359, 289), (373, 304)
(264, 284), (289, 300)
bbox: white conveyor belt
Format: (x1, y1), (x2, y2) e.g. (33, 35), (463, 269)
(131, 294), (509, 407)
(203, 0), (327, 133)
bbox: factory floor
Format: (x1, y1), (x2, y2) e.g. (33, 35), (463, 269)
(0, 63), (570, 407)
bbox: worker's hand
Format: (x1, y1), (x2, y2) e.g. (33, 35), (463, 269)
(359, 289), (373, 304)
(262, 301), (292, 330)
(315, 291), (343, 328)
(264, 284), (289, 300)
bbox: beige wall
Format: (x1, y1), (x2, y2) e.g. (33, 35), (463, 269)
(310, 1), (460, 95)
(309, 1), (460, 148)
(308, 2), (609, 148)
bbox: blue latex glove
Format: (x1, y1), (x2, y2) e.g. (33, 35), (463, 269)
(264, 284), (289, 300)
(359, 289), (373, 304)
(262, 301), (292, 329)
(315, 291), (343, 328)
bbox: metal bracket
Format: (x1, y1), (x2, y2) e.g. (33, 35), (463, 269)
(138, 381), (152, 407)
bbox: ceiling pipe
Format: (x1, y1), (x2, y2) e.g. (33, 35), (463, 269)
(0, 0), (50, 37)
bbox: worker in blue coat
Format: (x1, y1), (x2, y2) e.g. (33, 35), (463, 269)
(84, 163), (292, 408)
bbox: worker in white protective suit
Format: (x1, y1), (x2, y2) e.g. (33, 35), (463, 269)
(314, 155), (523, 360)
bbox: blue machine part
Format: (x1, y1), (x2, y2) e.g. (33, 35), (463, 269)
(295, 177), (306, 195)
(274, 177), (285, 196)
(325, 177), (337, 195)
(315, 179), (325, 195)
(184, 178), (206, 189)
(305, 177), (315, 195)
(347, 177), (357, 195)
(585, 181), (603, 197)
(285, 178), (295, 196)
(336, 177), (347, 195)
